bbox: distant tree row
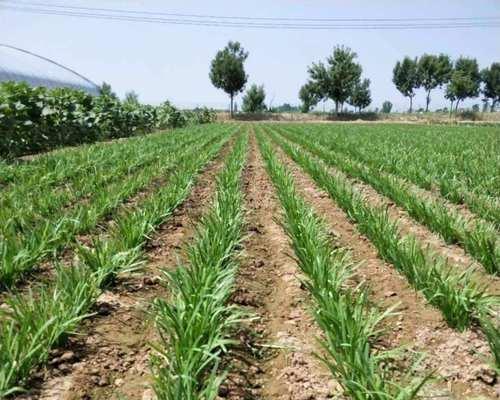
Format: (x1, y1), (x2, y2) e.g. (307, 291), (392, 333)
(208, 41), (499, 116)
(393, 55), (499, 113)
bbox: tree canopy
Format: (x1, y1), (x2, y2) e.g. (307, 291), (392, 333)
(307, 45), (362, 113)
(393, 57), (420, 113)
(99, 82), (117, 99)
(481, 62), (500, 112)
(348, 78), (372, 112)
(298, 81), (320, 113)
(446, 57), (481, 112)
(417, 54), (452, 112)
(381, 101), (393, 113)
(209, 41), (248, 117)
(242, 84), (267, 113)
(124, 90), (139, 105)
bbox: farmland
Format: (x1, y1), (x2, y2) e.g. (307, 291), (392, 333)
(1, 122), (499, 400)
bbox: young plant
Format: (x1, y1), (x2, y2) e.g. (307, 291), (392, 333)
(151, 133), (248, 400)
(257, 131), (427, 399)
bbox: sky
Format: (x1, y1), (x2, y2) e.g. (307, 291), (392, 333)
(1, 0), (499, 112)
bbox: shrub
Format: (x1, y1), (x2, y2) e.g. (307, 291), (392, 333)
(0, 82), (216, 158)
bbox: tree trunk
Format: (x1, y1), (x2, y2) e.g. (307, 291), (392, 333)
(335, 101), (339, 114)
(455, 99), (460, 113)
(409, 96), (413, 113)
(230, 93), (234, 118)
(491, 100), (497, 113)
(449, 100), (454, 118)
(425, 90), (431, 112)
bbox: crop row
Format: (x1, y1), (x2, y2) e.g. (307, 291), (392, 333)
(0, 126), (184, 188)
(0, 124), (206, 194)
(0, 126), (231, 288)
(257, 130), (426, 399)
(273, 126), (499, 275)
(283, 124), (499, 228)
(151, 132), (248, 399)
(264, 129), (500, 367)
(0, 127), (232, 397)
(0, 128), (205, 229)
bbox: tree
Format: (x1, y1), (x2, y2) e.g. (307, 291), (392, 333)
(482, 99), (490, 113)
(381, 101), (393, 113)
(481, 62), (500, 112)
(99, 82), (117, 99)
(348, 78), (371, 112)
(298, 82), (320, 113)
(124, 90), (139, 105)
(209, 41), (248, 117)
(444, 85), (456, 117)
(242, 84), (266, 113)
(446, 57), (481, 113)
(307, 45), (362, 113)
(417, 54), (452, 112)
(393, 57), (420, 113)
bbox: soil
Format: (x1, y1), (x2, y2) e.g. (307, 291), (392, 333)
(14, 139), (231, 400)
(8, 128), (500, 400)
(220, 134), (340, 400)
(272, 141), (499, 399)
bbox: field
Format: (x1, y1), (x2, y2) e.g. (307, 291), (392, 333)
(0, 122), (499, 400)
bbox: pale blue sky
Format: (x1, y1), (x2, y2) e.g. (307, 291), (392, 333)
(1, 0), (499, 111)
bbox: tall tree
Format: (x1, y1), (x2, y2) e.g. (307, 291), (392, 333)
(481, 62), (500, 112)
(393, 57), (420, 113)
(381, 101), (393, 113)
(447, 57), (481, 112)
(444, 85), (456, 117)
(348, 78), (372, 112)
(298, 81), (320, 113)
(99, 82), (117, 99)
(242, 84), (266, 112)
(124, 90), (139, 105)
(417, 54), (452, 112)
(307, 45), (362, 113)
(209, 41), (248, 117)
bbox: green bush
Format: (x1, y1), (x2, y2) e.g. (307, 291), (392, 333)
(0, 82), (216, 158)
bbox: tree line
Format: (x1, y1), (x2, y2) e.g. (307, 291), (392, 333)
(393, 55), (499, 113)
(208, 41), (499, 115)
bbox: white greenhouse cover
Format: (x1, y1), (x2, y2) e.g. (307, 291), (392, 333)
(0, 44), (100, 95)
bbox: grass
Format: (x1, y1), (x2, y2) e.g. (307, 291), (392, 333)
(266, 129), (497, 332)
(256, 129), (428, 400)
(281, 123), (500, 229)
(0, 126), (231, 288)
(151, 132), (248, 400)
(275, 126), (499, 275)
(0, 127), (234, 397)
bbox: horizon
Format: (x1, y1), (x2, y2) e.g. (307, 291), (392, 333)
(1, 0), (499, 112)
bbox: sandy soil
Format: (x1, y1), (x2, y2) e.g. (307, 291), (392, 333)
(10, 130), (500, 400)
(14, 140), (232, 400)
(272, 141), (499, 399)
(221, 134), (340, 400)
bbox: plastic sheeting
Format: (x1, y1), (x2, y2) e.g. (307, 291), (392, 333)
(0, 44), (100, 95)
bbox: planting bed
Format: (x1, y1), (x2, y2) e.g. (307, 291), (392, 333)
(1, 122), (499, 400)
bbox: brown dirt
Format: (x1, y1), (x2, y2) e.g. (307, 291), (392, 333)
(272, 141), (499, 399)
(221, 134), (340, 400)
(8, 128), (500, 400)
(342, 167), (500, 294)
(14, 139), (232, 400)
